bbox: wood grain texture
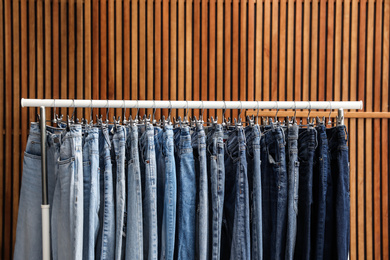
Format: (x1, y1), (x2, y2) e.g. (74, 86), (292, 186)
(302, 0), (310, 101)
(162, 0), (169, 116)
(77, 0), (83, 119)
(334, 0), (342, 101)
(271, 0), (278, 100)
(224, 0), (231, 118)
(217, 0), (224, 122)
(139, 0), (146, 116)
(116, 0), (123, 117)
(132, 0), (138, 116)
(294, 0), (302, 101)
(278, 0), (286, 101)
(171, 0), (177, 118)
(286, 0), (294, 101)
(326, 0), (335, 102)
(255, 0), (263, 102)
(0, 0), (4, 251)
(147, 0), (154, 116)
(178, 0), (185, 118)
(310, 0), (318, 101)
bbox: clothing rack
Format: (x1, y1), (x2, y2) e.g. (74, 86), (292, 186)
(20, 99), (363, 260)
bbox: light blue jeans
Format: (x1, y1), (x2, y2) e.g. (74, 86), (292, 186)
(125, 125), (144, 259)
(139, 124), (158, 260)
(245, 125), (263, 260)
(112, 126), (127, 260)
(51, 124), (84, 260)
(96, 126), (115, 260)
(155, 125), (177, 260)
(174, 126), (196, 260)
(206, 124), (225, 260)
(14, 123), (63, 260)
(192, 124), (209, 260)
(82, 127), (100, 260)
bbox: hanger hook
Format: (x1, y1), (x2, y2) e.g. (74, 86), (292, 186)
(328, 101), (332, 125)
(71, 99), (76, 121)
(122, 99), (126, 121)
(136, 100), (140, 120)
(307, 101), (312, 120)
(256, 101), (260, 124)
(53, 99), (57, 123)
(90, 99), (93, 123)
(185, 100), (189, 119)
(293, 101), (297, 122)
(222, 101), (227, 122)
(275, 101), (279, 122)
(238, 101), (243, 119)
(152, 100), (156, 123)
(201, 101), (205, 121)
(106, 100), (110, 121)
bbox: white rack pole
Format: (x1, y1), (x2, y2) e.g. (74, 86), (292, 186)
(21, 99), (363, 110)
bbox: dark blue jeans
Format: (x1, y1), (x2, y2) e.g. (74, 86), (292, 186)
(245, 125), (263, 260)
(311, 125), (329, 260)
(285, 124), (299, 260)
(221, 126), (251, 260)
(324, 126), (350, 260)
(261, 126), (287, 260)
(295, 127), (317, 260)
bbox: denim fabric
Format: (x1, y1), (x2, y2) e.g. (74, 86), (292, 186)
(311, 125), (328, 260)
(155, 125), (177, 260)
(192, 124), (209, 260)
(125, 125), (144, 259)
(294, 127), (317, 260)
(111, 126), (127, 260)
(14, 123), (63, 260)
(285, 124), (299, 260)
(261, 126), (287, 260)
(245, 125), (263, 260)
(82, 127), (100, 260)
(221, 126), (251, 260)
(96, 126), (115, 260)
(51, 124), (84, 260)
(174, 126), (196, 260)
(206, 124), (225, 260)
(324, 126), (350, 260)
(139, 124), (158, 260)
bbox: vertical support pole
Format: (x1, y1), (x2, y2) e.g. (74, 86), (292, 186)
(40, 106), (50, 260)
(338, 108), (344, 126)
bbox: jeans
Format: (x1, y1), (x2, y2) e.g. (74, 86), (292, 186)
(96, 126), (115, 260)
(51, 124), (84, 260)
(139, 124), (158, 260)
(155, 125), (177, 260)
(324, 126), (350, 260)
(174, 126), (196, 260)
(311, 125), (328, 260)
(192, 124), (209, 260)
(125, 125), (144, 259)
(285, 124), (299, 260)
(111, 126), (127, 260)
(245, 125), (263, 260)
(295, 127), (317, 260)
(221, 126), (251, 260)
(14, 123), (63, 260)
(206, 124), (225, 260)
(261, 126), (287, 260)
(82, 127), (100, 260)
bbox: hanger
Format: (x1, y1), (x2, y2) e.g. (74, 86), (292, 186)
(235, 101), (243, 127)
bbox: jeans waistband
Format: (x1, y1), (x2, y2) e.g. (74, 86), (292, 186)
(298, 127), (318, 149)
(326, 125), (348, 151)
(191, 124), (206, 149)
(263, 126), (285, 147)
(225, 127), (246, 161)
(287, 124), (299, 140)
(244, 125), (261, 152)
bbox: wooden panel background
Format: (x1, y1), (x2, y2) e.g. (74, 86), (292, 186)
(0, 0), (389, 259)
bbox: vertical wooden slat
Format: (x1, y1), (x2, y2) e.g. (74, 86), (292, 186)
(382, 2), (390, 259)
(247, 0), (254, 103)
(12, 0), (20, 249)
(342, 0), (350, 102)
(264, 0), (270, 101)
(37, 0), (43, 102)
(255, 0), (263, 103)
(318, 0), (326, 101)
(186, 0), (193, 117)
(178, 0), (185, 118)
(350, 0), (358, 258)
(108, 0), (115, 104)
(278, 0), (286, 101)
(131, 0), (138, 116)
(116, 0), (122, 117)
(232, 0), (239, 118)
(76, 0), (83, 119)
(271, 0), (278, 101)
(193, 0), (200, 118)
(240, 0), (247, 103)
(334, 0), (342, 101)
(20, 0), (28, 164)
(29, 0), (36, 121)
(201, 0), (208, 117)
(100, 0), (107, 116)
(85, 0), (91, 119)
(68, 0), (75, 102)
(294, 0), (302, 101)
(326, 0), (334, 102)
(224, 0), (231, 119)
(44, 0), (51, 120)
(139, 0), (146, 116)
(209, 0), (216, 118)
(53, 0), (59, 103)
(60, 0), (67, 115)
(162, 0), (168, 116)
(147, 0), (154, 116)
(357, 118), (365, 260)
(216, 0), (223, 121)
(302, 0), (310, 101)
(92, 0), (99, 117)
(4, 0), (12, 257)
(154, 0), (161, 118)
(311, 0), (318, 101)
(0, 0), (4, 253)
(286, 0), (293, 101)
(171, 0), (177, 117)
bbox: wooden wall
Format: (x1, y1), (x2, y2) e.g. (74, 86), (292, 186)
(1, 0), (389, 259)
